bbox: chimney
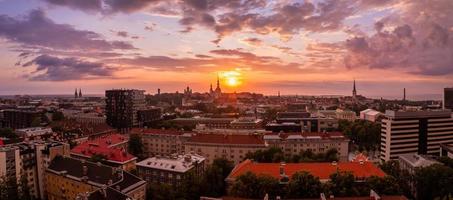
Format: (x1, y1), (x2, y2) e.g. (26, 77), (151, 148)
(279, 162), (286, 176)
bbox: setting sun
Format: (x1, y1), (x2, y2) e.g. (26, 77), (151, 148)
(221, 71), (243, 87)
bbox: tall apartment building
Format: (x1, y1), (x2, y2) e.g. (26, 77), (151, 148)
(443, 87), (453, 110)
(380, 110), (453, 161)
(0, 141), (70, 200)
(105, 89), (146, 131)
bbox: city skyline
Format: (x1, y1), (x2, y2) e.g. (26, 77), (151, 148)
(0, 0), (452, 99)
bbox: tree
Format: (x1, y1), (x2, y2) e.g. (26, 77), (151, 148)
(287, 171), (322, 198)
(201, 158), (234, 197)
(338, 119), (380, 152)
(51, 111), (65, 121)
(328, 171), (359, 197)
(414, 164), (453, 200)
(0, 128), (17, 138)
(229, 172), (281, 199)
(146, 183), (177, 200)
(245, 147), (285, 163)
(366, 176), (401, 195)
(128, 134), (144, 158)
(437, 156), (453, 168)
(31, 116), (42, 127)
(18, 175), (32, 200)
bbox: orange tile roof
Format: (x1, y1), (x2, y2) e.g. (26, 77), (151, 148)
(71, 134), (135, 163)
(131, 128), (188, 136)
(228, 160), (385, 181)
(188, 134), (265, 145)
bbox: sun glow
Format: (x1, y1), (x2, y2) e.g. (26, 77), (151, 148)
(221, 70), (243, 87)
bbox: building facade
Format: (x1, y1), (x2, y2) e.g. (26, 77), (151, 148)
(136, 153), (205, 186)
(105, 89), (146, 131)
(443, 87), (453, 110)
(135, 129), (191, 157)
(380, 110), (453, 161)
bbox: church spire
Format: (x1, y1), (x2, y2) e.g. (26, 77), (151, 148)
(74, 88), (78, 99)
(352, 79), (357, 99)
(216, 74), (220, 89)
(78, 88), (82, 98)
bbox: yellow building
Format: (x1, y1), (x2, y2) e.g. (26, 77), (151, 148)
(46, 156), (146, 200)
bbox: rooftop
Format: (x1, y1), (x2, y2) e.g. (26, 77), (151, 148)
(71, 134), (135, 163)
(227, 160), (386, 182)
(264, 132), (346, 140)
(187, 134), (266, 145)
(131, 128), (189, 136)
(398, 154), (440, 168)
(385, 109), (452, 119)
(136, 154), (205, 173)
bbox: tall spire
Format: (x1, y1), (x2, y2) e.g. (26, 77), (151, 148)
(74, 88), (78, 99)
(216, 74), (220, 89)
(79, 88), (82, 98)
(352, 79), (357, 98)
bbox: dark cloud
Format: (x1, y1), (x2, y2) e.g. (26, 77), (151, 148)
(0, 9), (135, 51)
(242, 38), (262, 46)
(22, 55), (114, 81)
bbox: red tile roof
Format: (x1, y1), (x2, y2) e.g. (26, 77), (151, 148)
(188, 134), (265, 145)
(71, 134), (136, 163)
(351, 153), (369, 163)
(264, 131), (345, 140)
(228, 160), (385, 181)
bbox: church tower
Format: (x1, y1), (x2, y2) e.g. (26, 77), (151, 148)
(214, 74), (222, 94)
(78, 88), (82, 98)
(74, 88), (78, 99)
(352, 79), (357, 99)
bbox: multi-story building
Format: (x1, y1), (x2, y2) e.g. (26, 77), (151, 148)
(184, 134), (267, 165)
(133, 129), (191, 157)
(263, 132), (349, 161)
(171, 117), (235, 129)
(360, 109), (384, 122)
(0, 141), (70, 200)
(443, 87), (453, 110)
(440, 143), (453, 158)
(398, 153), (440, 198)
(15, 127), (53, 138)
(46, 156), (146, 200)
(136, 153), (205, 186)
(70, 134), (137, 171)
(105, 89), (146, 131)
(137, 108), (162, 127)
(380, 110), (453, 161)
(267, 112), (338, 133)
(229, 118), (264, 129)
(1, 109), (41, 129)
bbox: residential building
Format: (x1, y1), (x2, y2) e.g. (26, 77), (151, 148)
(380, 110), (453, 161)
(171, 117), (235, 129)
(136, 153), (205, 186)
(70, 134), (136, 171)
(105, 89), (146, 131)
(398, 153), (440, 198)
(16, 127), (53, 138)
(360, 109), (384, 122)
(443, 87), (453, 110)
(133, 128), (192, 157)
(229, 118), (264, 129)
(263, 132), (349, 161)
(46, 156), (146, 200)
(226, 159), (385, 185)
(1, 109), (41, 129)
(184, 134), (267, 165)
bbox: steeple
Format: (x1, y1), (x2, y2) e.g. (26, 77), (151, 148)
(214, 74), (221, 94)
(216, 74), (220, 89)
(78, 88), (82, 98)
(403, 88), (406, 101)
(352, 79), (357, 98)
(74, 88), (78, 99)
(209, 83), (213, 93)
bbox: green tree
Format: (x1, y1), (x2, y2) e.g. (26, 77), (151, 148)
(328, 171), (359, 197)
(438, 156), (453, 168)
(201, 158), (234, 197)
(414, 164), (453, 200)
(366, 176), (401, 195)
(51, 111), (65, 121)
(18, 175), (32, 200)
(128, 134), (144, 158)
(229, 172), (281, 199)
(0, 128), (17, 138)
(146, 183), (177, 200)
(245, 147), (285, 163)
(287, 171), (322, 198)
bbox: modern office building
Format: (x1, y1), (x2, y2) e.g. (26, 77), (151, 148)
(105, 89), (146, 131)
(136, 153), (205, 186)
(443, 87), (453, 110)
(380, 110), (453, 161)
(1, 109), (41, 129)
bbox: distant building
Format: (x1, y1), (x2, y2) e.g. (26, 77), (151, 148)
(1, 109), (41, 129)
(132, 128), (191, 157)
(398, 153), (440, 198)
(184, 134), (267, 165)
(136, 153), (205, 186)
(266, 112), (338, 133)
(443, 87), (453, 110)
(46, 156), (146, 200)
(380, 110), (453, 161)
(229, 118), (264, 129)
(15, 127), (53, 138)
(263, 132), (349, 161)
(440, 143), (453, 158)
(226, 159), (385, 185)
(105, 89), (146, 131)
(171, 117), (235, 129)
(360, 109), (384, 122)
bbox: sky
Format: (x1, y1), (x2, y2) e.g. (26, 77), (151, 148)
(0, 0), (452, 99)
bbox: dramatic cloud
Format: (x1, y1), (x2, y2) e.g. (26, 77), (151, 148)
(242, 38), (263, 46)
(105, 49), (302, 73)
(0, 9), (135, 51)
(22, 55), (114, 81)
(343, 0), (453, 76)
(42, 0), (103, 12)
